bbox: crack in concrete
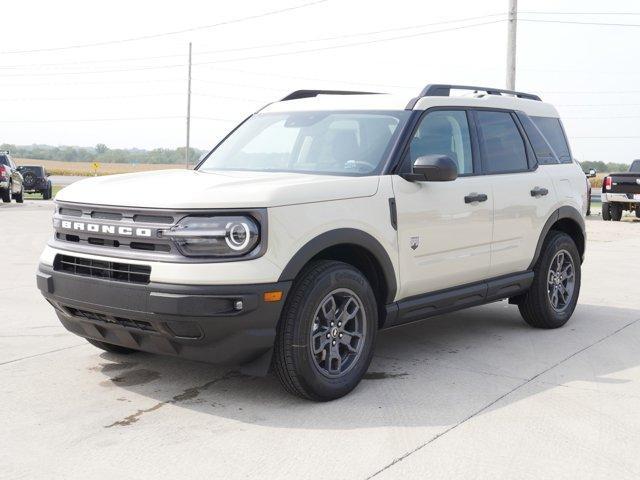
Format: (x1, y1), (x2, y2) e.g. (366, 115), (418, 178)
(365, 317), (640, 479)
(0, 343), (85, 367)
(104, 371), (242, 428)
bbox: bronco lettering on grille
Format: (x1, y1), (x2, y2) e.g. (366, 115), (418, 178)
(60, 220), (152, 237)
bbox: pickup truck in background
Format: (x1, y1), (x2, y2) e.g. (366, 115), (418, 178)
(602, 160), (640, 221)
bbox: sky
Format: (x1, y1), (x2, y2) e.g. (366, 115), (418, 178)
(2, 0), (640, 164)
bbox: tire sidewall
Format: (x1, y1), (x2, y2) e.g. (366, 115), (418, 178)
(288, 264), (377, 400)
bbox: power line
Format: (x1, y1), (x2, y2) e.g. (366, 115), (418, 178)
(0, 92), (260, 102)
(0, 0), (328, 55)
(0, 116), (236, 123)
(191, 19), (506, 66)
(520, 11), (640, 15)
(0, 20), (506, 78)
(520, 18), (640, 28)
(0, 13), (506, 69)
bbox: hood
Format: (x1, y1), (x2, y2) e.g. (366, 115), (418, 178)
(55, 169), (380, 209)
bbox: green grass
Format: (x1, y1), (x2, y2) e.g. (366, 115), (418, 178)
(24, 185), (64, 200)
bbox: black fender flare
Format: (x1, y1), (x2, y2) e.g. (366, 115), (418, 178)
(278, 228), (397, 304)
(528, 206), (585, 269)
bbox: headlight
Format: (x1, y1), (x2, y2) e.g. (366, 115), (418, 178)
(161, 215), (260, 257)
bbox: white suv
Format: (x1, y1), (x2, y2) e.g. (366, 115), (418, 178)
(37, 84), (587, 401)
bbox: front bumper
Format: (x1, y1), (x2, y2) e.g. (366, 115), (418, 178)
(37, 265), (291, 372)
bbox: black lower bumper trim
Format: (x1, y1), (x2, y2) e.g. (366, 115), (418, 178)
(37, 265), (291, 369)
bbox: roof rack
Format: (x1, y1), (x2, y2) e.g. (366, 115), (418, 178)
(281, 90), (380, 101)
(419, 84), (541, 101)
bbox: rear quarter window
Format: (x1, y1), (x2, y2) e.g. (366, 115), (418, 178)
(531, 116), (572, 164)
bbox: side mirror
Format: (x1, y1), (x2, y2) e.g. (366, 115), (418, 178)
(411, 155), (458, 182)
(586, 168), (596, 178)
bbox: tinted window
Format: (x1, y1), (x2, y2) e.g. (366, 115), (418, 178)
(517, 113), (558, 165)
(531, 116), (571, 163)
(0, 155), (9, 167)
(409, 110), (473, 174)
(630, 160), (640, 172)
(476, 111), (528, 173)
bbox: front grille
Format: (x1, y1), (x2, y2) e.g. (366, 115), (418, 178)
(65, 307), (156, 331)
(54, 254), (151, 284)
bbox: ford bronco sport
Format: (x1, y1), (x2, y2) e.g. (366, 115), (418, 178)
(37, 84), (587, 401)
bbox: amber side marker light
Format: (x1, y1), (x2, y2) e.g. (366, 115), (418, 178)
(264, 291), (283, 302)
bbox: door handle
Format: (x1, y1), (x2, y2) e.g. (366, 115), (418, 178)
(530, 186), (549, 197)
(464, 193), (488, 204)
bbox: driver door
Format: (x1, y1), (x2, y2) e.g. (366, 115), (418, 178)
(392, 109), (493, 299)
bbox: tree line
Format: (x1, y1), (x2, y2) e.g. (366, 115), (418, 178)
(1, 143), (205, 165)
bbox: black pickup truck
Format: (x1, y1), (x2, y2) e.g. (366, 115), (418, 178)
(602, 160), (640, 221)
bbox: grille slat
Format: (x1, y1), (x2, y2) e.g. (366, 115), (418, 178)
(54, 254), (151, 284)
(65, 307), (156, 332)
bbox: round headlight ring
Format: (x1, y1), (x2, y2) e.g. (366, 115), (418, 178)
(225, 222), (251, 251)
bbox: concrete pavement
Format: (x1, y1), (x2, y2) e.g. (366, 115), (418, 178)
(2, 201), (639, 479)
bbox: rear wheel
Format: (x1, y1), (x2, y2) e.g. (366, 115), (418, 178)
(635, 208), (640, 219)
(1, 184), (11, 203)
(273, 260), (378, 401)
(601, 202), (611, 221)
(42, 183), (52, 200)
(518, 231), (581, 329)
(610, 203), (623, 221)
(85, 338), (137, 354)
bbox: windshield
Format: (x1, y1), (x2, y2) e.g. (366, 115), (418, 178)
(198, 111), (410, 176)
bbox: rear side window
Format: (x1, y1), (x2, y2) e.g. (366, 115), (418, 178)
(531, 116), (572, 163)
(630, 160), (640, 172)
(476, 111), (528, 173)
(517, 113), (558, 165)
(0, 155), (9, 166)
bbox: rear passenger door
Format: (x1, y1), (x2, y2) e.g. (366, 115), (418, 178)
(472, 110), (556, 277)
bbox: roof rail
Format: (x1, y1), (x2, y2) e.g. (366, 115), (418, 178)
(419, 84), (541, 101)
(281, 89), (379, 101)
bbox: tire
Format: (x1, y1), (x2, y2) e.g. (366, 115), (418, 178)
(85, 338), (137, 354)
(610, 204), (623, 221)
(1, 184), (11, 203)
(15, 186), (23, 203)
(42, 183), (52, 200)
(635, 208), (640, 219)
(601, 202), (611, 221)
(273, 260), (378, 401)
(518, 231), (581, 329)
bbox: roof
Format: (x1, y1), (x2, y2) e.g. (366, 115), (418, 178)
(260, 85), (560, 118)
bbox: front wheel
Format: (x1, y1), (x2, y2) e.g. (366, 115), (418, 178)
(518, 231), (581, 329)
(273, 260), (378, 401)
(635, 208), (640, 219)
(42, 183), (52, 200)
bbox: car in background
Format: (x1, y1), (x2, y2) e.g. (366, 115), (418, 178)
(17, 165), (53, 199)
(601, 160), (640, 221)
(583, 166), (596, 216)
(0, 151), (24, 203)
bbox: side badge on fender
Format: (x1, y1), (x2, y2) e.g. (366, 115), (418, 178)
(410, 236), (419, 251)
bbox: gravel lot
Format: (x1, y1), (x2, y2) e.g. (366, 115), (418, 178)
(2, 200), (640, 479)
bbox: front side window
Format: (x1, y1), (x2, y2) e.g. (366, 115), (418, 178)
(198, 111), (410, 176)
(408, 110), (473, 175)
(476, 111), (528, 173)
(531, 116), (572, 163)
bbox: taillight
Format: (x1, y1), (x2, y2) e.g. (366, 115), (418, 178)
(604, 176), (612, 191)
(0, 165), (6, 178)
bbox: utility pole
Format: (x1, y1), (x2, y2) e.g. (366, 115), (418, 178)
(185, 42), (192, 169)
(506, 0), (517, 90)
